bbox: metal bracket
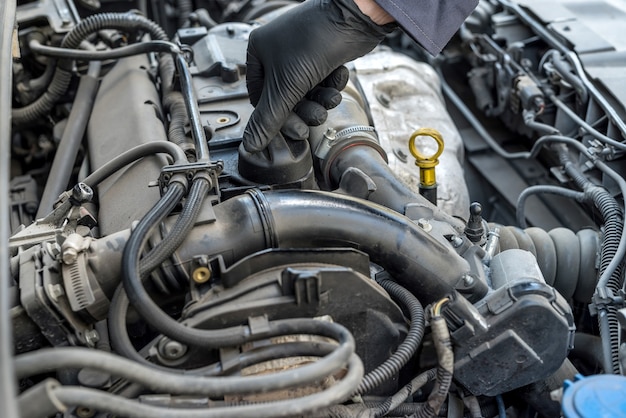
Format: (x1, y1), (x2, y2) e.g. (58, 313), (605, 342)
(590, 288), (626, 316)
(158, 160), (223, 196)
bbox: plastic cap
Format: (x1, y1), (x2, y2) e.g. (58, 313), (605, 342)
(562, 374), (626, 418)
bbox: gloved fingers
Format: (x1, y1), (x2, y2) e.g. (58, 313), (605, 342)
(245, 38), (264, 107)
(280, 112), (309, 141)
(243, 82), (294, 152)
(293, 99), (329, 126)
(307, 86), (342, 110)
(321, 66), (349, 91)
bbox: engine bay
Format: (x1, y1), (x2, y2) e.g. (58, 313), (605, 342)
(3, 0), (626, 417)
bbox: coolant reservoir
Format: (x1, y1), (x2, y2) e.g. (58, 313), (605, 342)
(562, 374), (626, 417)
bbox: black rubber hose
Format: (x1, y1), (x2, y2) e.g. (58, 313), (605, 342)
(572, 333), (604, 370)
(164, 91), (195, 158)
(16, 344), (358, 398)
(139, 176), (211, 277)
(108, 285), (164, 366)
(177, 0), (194, 27)
(0, 1), (19, 415)
(12, 12), (169, 126)
(17, 378), (65, 418)
(82, 141), (188, 188)
(36, 61), (101, 218)
(369, 368), (437, 417)
(556, 144), (624, 374)
(108, 285), (336, 375)
(516, 185), (586, 228)
(507, 135), (626, 290)
(173, 53), (210, 161)
(19, 57), (56, 97)
(194, 9), (217, 29)
(48, 356), (361, 418)
(28, 39), (181, 60)
(355, 276), (425, 395)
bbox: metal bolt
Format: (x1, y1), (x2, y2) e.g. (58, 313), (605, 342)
(75, 406), (95, 418)
(450, 235), (464, 248)
(72, 182), (93, 203)
(62, 233), (86, 264)
(463, 274), (475, 287)
(159, 338), (188, 360)
(62, 247), (78, 264)
(417, 218), (432, 233)
(376, 92), (391, 107)
(48, 284), (64, 302)
(324, 128), (337, 142)
(393, 148), (408, 163)
(85, 329), (100, 346)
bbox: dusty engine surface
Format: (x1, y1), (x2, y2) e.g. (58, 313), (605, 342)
(3, 0), (626, 417)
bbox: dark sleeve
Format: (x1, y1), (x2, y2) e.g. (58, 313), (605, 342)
(374, 0), (478, 55)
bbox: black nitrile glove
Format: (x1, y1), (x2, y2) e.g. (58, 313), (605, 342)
(243, 0), (394, 152)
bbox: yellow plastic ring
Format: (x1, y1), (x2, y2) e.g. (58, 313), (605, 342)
(408, 128), (444, 162)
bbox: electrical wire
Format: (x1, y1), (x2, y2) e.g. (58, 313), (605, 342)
(533, 135), (626, 293)
(535, 135), (625, 373)
(439, 72), (532, 160)
(548, 93), (626, 151)
(496, 394), (506, 418)
(354, 276), (426, 395)
(516, 185), (586, 228)
(497, 0), (626, 139)
(368, 368), (437, 417)
(415, 303), (454, 418)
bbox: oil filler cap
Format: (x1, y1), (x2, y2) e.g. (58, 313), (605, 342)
(562, 374), (626, 417)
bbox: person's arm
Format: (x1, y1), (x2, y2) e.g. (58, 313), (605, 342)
(373, 0), (479, 55)
(353, 0), (395, 24)
(243, 0), (478, 153)
(243, 0), (394, 153)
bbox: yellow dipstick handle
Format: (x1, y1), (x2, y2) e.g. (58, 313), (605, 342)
(409, 128), (444, 206)
(408, 128), (444, 188)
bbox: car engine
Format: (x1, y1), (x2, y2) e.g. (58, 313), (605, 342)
(2, 0), (626, 417)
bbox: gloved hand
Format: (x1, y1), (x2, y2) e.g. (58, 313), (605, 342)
(243, 0), (394, 152)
